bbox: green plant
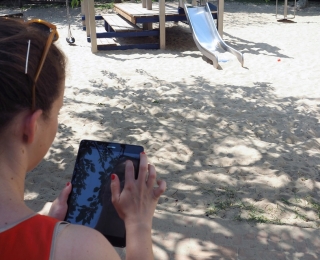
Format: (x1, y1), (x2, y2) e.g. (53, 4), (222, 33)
(294, 195), (302, 203)
(220, 186), (236, 199)
(281, 198), (290, 205)
(294, 208), (308, 221)
(306, 196), (320, 218)
(272, 218), (283, 225)
(241, 203), (262, 213)
(71, 0), (81, 8)
(233, 214), (242, 221)
(216, 200), (234, 210)
(205, 200), (235, 216)
(95, 2), (114, 9)
(206, 205), (218, 215)
(248, 213), (269, 223)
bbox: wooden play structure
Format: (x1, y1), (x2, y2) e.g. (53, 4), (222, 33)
(82, 0), (225, 52)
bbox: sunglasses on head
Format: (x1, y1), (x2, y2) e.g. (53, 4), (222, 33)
(26, 19), (59, 111)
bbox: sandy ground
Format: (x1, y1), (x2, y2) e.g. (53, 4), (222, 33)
(2, 0), (320, 257)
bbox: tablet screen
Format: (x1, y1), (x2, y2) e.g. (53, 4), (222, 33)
(64, 140), (143, 247)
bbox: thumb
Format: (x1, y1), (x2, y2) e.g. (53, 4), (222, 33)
(48, 182), (72, 220)
(57, 182), (72, 204)
(110, 174), (120, 207)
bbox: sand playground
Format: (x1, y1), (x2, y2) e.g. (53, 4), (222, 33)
(1, 0), (320, 258)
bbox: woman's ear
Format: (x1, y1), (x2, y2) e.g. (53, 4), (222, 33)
(23, 109), (43, 144)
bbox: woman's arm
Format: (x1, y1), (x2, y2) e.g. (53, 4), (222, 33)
(53, 224), (121, 260)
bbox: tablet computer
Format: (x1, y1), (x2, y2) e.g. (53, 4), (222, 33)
(64, 140), (143, 247)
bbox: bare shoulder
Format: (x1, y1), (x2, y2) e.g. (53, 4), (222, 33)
(53, 224), (121, 260)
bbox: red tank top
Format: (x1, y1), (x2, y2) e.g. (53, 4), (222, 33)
(0, 214), (60, 260)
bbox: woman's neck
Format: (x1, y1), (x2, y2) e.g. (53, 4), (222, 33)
(0, 139), (33, 227)
(0, 173), (34, 228)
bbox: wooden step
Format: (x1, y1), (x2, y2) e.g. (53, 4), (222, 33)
(96, 27), (117, 46)
(97, 38), (117, 46)
(102, 14), (142, 32)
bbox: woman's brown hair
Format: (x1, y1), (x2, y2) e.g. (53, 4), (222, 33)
(0, 18), (66, 132)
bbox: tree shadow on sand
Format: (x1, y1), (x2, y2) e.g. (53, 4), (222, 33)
(25, 67), (320, 258)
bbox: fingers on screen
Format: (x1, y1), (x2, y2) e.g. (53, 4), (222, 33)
(138, 152), (148, 185)
(146, 164), (156, 187)
(110, 174), (120, 204)
(124, 160), (135, 183)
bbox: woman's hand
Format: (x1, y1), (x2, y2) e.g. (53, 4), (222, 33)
(110, 152), (166, 229)
(48, 182), (72, 220)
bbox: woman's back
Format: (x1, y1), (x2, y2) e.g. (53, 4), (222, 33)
(0, 214), (61, 260)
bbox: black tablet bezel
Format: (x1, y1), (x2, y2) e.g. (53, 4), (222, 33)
(64, 140), (144, 248)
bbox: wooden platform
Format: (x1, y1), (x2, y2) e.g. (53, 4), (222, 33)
(114, 2), (186, 24)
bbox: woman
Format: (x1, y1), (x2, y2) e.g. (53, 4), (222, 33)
(0, 18), (166, 260)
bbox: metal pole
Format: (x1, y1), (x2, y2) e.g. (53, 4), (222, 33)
(159, 0), (165, 49)
(284, 0), (288, 19)
(218, 0), (224, 38)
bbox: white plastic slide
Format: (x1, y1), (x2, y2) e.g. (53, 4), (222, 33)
(184, 3), (244, 68)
